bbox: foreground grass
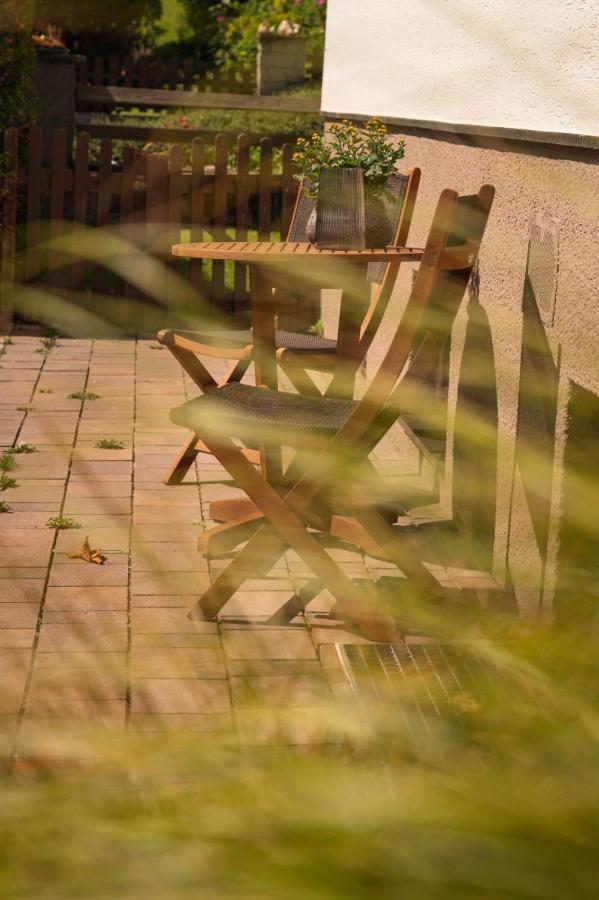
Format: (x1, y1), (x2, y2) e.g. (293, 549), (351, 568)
(2, 624), (599, 899)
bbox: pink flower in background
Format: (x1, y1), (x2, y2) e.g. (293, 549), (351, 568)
(316, 0), (325, 6)
(294, 0), (301, 5)
(216, 15), (224, 22)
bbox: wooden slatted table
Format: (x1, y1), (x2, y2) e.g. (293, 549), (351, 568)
(172, 240), (423, 385)
(171, 241), (424, 480)
(172, 241), (424, 264)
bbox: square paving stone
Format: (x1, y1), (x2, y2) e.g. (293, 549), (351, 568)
(36, 622), (128, 652)
(0, 603), (39, 628)
(222, 628), (317, 661)
(230, 673), (332, 709)
(44, 587), (128, 611)
(28, 668), (127, 703)
(48, 563), (128, 588)
(131, 678), (230, 715)
(129, 713), (233, 733)
(130, 647), (226, 679)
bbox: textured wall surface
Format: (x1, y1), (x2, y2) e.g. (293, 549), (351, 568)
(324, 128), (599, 615)
(321, 0), (599, 135)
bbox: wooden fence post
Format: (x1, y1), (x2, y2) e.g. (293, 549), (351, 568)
(0, 128), (18, 330)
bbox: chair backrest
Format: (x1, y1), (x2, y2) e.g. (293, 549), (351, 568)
(338, 185), (495, 448)
(287, 171), (417, 285)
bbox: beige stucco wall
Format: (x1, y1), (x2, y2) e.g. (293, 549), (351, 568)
(322, 0), (599, 136)
(319, 0), (599, 614)
(323, 127), (599, 615)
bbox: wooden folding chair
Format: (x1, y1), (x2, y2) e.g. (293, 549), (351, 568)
(158, 168), (421, 485)
(169, 185), (494, 639)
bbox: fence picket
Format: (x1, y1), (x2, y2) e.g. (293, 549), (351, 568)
(145, 153), (169, 329)
(281, 142), (298, 239)
(0, 128), (17, 329)
(153, 58), (164, 90)
(49, 129), (67, 290)
(123, 55), (134, 87)
(167, 145), (183, 322)
(183, 58), (194, 91)
(211, 133), (228, 310)
(139, 57), (149, 89)
(93, 57), (104, 85)
(94, 138), (113, 294)
(189, 137), (205, 306)
(1, 126), (293, 333)
(234, 133), (250, 314)
(258, 136), (272, 242)
(167, 57), (179, 90)
(108, 55), (119, 86)
(25, 125), (43, 283)
(71, 131), (90, 291)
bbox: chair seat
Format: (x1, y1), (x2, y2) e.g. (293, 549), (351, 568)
(172, 328), (338, 354)
(170, 382), (356, 445)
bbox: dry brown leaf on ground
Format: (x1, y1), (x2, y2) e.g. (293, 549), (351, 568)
(68, 536), (107, 565)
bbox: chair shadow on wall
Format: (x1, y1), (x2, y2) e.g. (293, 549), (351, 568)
(555, 382), (599, 629)
(449, 295), (499, 572)
(514, 272), (560, 566)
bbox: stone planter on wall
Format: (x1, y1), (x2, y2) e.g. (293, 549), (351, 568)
(35, 47), (80, 163)
(257, 34), (308, 95)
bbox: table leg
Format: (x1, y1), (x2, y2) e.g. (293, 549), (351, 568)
(249, 264), (282, 482)
(327, 261), (370, 399)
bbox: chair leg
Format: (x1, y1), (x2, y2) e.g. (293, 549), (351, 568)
(194, 435), (399, 640)
(193, 523), (287, 620)
(164, 431), (200, 485)
(198, 512), (264, 556)
(222, 357), (251, 385)
(278, 357), (323, 397)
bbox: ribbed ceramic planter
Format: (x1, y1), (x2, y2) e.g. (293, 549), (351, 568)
(314, 167), (365, 250)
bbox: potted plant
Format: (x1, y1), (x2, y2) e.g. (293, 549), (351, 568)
(292, 118), (406, 247)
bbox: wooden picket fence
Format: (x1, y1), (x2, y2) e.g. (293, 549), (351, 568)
(0, 125), (299, 333)
(76, 49), (323, 96)
(77, 55), (255, 95)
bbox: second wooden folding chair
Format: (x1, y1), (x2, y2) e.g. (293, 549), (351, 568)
(158, 168), (420, 485)
(169, 185), (495, 638)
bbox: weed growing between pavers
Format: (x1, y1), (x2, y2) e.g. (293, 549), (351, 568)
(0, 475), (17, 490)
(16, 406), (32, 413)
(96, 438), (126, 450)
(68, 392), (100, 401)
(36, 336), (58, 354)
(39, 388), (53, 394)
(0, 453), (15, 472)
(9, 443), (37, 454)
(0, 500), (11, 513)
(46, 516), (81, 530)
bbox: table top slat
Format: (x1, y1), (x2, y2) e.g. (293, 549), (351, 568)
(172, 240), (424, 264)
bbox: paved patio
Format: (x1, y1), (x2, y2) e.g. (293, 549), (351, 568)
(0, 335), (493, 758)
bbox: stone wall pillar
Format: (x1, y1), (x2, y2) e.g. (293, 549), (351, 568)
(35, 48), (79, 162)
(256, 34), (308, 94)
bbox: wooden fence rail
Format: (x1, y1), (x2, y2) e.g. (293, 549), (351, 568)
(76, 51), (323, 95)
(0, 125), (299, 334)
(77, 85), (321, 113)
